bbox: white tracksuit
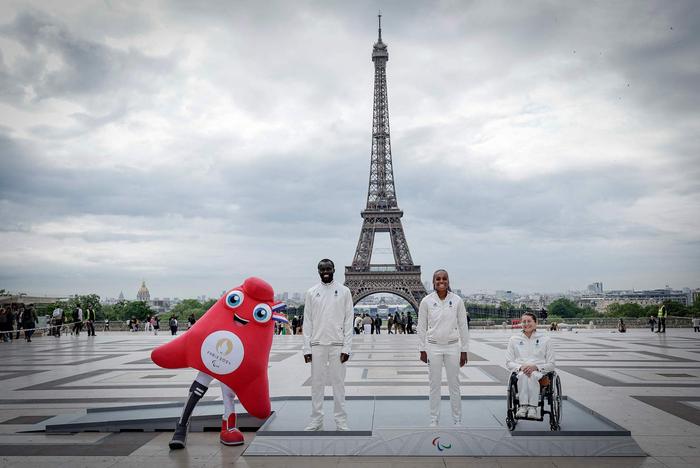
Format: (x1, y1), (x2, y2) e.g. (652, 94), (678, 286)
(417, 292), (469, 424)
(302, 281), (354, 426)
(505, 330), (555, 407)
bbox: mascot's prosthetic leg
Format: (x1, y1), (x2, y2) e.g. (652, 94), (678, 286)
(170, 372), (244, 448)
(150, 277), (288, 449)
(171, 373), (211, 448)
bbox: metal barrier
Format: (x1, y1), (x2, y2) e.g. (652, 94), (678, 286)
(0, 319), (170, 338)
(468, 316), (693, 330)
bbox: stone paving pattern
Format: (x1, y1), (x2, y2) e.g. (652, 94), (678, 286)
(0, 327), (699, 467)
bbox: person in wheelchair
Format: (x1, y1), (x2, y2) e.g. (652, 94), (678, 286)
(505, 312), (555, 419)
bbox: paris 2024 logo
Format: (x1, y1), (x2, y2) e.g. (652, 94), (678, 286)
(200, 331), (244, 375)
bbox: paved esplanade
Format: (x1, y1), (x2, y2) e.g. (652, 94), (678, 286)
(0, 329), (698, 467)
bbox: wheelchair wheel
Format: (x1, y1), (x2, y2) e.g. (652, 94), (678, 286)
(506, 375), (518, 431)
(549, 374), (562, 431)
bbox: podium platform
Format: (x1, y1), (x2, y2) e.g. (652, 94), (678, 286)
(27, 396), (644, 457)
(245, 396), (645, 457)
(26, 401), (271, 434)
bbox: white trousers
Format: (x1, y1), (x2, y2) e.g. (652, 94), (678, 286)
(363, 324), (372, 334)
(310, 345), (347, 424)
(427, 345), (462, 424)
(517, 370), (543, 407)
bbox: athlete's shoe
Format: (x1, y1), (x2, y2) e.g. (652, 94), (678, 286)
(169, 422), (189, 450)
(335, 420), (350, 431)
(515, 406), (528, 418)
(304, 419), (323, 431)
(527, 406), (538, 419)
(220, 414), (244, 446)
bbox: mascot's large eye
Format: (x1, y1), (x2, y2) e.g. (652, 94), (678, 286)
(226, 290), (244, 308)
(252, 304), (272, 323)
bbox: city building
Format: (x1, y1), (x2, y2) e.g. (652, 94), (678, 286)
(136, 281), (150, 302)
(150, 297), (173, 315)
(579, 288), (690, 313)
(495, 290), (515, 302)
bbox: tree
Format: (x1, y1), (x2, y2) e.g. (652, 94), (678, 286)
(499, 301), (515, 312)
(662, 300), (689, 317)
(101, 304), (116, 320)
(548, 298), (584, 318)
(103, 300), (152, 321)
(286, 305), (302, 318)
(691, 299), (700, 316)
(170, 299), (207, 320)
(80, 294), (102, 318)
(124, 301), (153, 320)
(605, 302), (646, 317)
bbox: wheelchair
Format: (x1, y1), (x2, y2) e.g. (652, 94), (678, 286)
(506, 370), (562, 431)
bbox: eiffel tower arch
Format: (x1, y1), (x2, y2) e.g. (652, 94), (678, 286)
(345, 16), (427, 313)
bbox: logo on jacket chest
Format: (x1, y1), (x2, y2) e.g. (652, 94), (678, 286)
(431, 300), (453, 313)
(519, 339), (541, 347)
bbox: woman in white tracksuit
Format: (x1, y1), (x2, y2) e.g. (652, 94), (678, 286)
(417, 269), (469, 426)
(505, 312), (555, 419)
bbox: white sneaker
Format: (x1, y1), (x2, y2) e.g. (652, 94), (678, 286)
(527, 406), (538, 419)
(304, 420), (323, 431)
(515, 406), (528, 418)
(336, 421), (349, 431)
(429, 420), (438, 427)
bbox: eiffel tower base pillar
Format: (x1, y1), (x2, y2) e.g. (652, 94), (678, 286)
(344, 268), (426, 313)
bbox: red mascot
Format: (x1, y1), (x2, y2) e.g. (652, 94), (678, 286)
(151, 277), (287, 449)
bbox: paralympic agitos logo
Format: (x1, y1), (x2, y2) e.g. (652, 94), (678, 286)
(432, 436), (452, 451)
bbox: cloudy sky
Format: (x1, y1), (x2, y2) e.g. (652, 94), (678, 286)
(1, 0), (698, 299)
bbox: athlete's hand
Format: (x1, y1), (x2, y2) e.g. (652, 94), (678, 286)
(340, 353), (349, 363)
(304, 354), (312, 363)
(460, 352), (468, 367)
(419, 351), (428, 363)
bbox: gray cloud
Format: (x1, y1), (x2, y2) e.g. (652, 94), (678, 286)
(2, 10), (175, 97)
(0, 0), (698, 297)
(0, 130), (363, 238)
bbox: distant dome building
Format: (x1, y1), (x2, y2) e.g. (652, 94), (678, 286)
(137, 281), (151, 302)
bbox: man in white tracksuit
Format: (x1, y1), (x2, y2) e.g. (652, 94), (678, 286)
(417, 269), (469, 426)
(303, 258), (354, 431)
(505, 312), (555, 419)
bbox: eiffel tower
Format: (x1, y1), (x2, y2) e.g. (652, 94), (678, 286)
(344, 15), (427, 312)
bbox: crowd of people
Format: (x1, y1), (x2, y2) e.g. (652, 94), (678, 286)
(286, 310), (417, 336)
(48, 306), (98, 337)
(2, 292), (695, 345)
(0, 304), (38, 342)
(351, 311), (415, 334)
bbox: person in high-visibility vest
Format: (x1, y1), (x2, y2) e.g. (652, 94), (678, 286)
(657, 304), (667, 333)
